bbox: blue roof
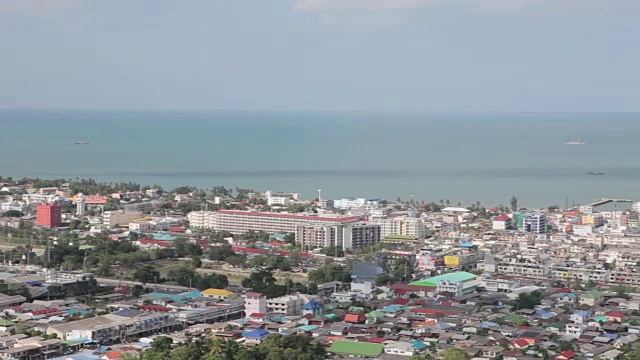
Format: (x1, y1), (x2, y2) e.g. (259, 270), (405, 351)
(97, 346), (111, 353)
(458, 242), (476, 247)
(135, 341), (151, 348)
(244, 328), (270, 339)
(150, 233), (176, 241)
(301, 301), (324, 310)
(146, 292), (190, 303)
(51, 355), (100, 360)
(573, 310), (592, 316)
(602, 333), (619, 339)
(269, 233), (287, 239)
(180, 291), (202, 298)
(481, 321), (500, 328)
(112, 309), (138, 317)
(381, 305), (403, 313)
(411, 340), (428, 350)
(296, 325), (319, 332)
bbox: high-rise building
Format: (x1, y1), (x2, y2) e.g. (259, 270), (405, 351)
(76, 193), (86, 217)
(295, 222), (381, 250)
(369, 216), (425, 239)
(523, 214), (547, 233)
(36, 202), (62, 228)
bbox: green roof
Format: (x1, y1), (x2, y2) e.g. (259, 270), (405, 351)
(328, 341), (383, 357)
(0, 319), (13, 326)
(582, 290), (604, 299)
(409, 271), (477, 287)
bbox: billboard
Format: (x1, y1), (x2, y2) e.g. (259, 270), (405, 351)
(444, 255), (460, 267)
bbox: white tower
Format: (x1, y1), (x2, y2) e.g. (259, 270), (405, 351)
(76, 193), (86, 217)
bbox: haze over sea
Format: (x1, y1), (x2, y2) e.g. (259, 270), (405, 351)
(1, 109), (639, 208)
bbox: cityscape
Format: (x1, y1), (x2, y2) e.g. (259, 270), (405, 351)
(0, 177), (639, 359)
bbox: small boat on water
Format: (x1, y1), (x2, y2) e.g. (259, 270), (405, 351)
(74, 141), (90, 145)
(567, 139), (586, 145)
(586, 171), (604, 176)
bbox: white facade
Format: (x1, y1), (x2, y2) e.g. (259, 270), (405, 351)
(187, 211), (216, 228)
(369, 216), (425, 239)
(266, 294), (310, 315)
(265, 191), (294, 206)
(296, 222), (380, 250)
(333, 197), (367, 210)
(76, 193), (86, 217)
(245, 293), (267, 316)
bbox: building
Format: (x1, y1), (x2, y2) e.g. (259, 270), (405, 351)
(524, 214), (547, 233)
(370, 216), (425, 239)
(492, 215), (511, 230)
(205, 210), (361, 234)
(103, 210), (143, 228)
(188, 211), (215, 229)
(36, 202), (62, 227)
(265, 191), (294, 206)
(76, 193), (86, 217)
(244, 292), (267, 316)
(295, 222), (380, 250)
(409, 271), (479, 296)
(201, 288), (235, 300)
(266, 294), (310, 316)
(333, 197), (367, 210)
(46, 311), (179, 342)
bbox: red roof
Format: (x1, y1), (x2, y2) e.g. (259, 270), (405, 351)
(31, 308), (62, 316)
(249, 313), (266, 318)
(553, 287), (572, 294)
(558, 350), (577, 359)
(392, 298), (410, 305)
(411, 308), (460, 316)
(216, 210), (360, 222)
(232, 247), (267, 255)
(367, 337), (387, 343)
(513, 339), (531, 348)
(141, 305), (172, 312)
(245, 292), (264, 298)
(269, 241), (284, 246)
(345, 313), (366, 323)
(139, 239), (170, 247)
(169, 227), (186, 232)
(607, 312), (624, 318)
(494, 215), (510, 221)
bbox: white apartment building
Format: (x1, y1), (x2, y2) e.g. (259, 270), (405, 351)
(369, 216), (425, 239)
(266, 294), (310, 316)
(197, 210), (361, 234)
(102, 210), (144, 229)
(333, 197), (366, 210)
(265, 191), (294, 206)
(187, 211), (215, 228)
(296, 222), (380, 250)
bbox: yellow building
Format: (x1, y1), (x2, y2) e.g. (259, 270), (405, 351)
(201, 288), (235, 300)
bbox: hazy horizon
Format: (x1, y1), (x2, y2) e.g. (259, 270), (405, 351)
(1, 0), (639, 112)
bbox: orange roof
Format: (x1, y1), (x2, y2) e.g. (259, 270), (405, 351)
(105, 351), (123, 359)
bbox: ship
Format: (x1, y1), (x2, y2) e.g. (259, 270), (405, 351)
(566, 139), (586, 145)
(74, 141), (90, 145)
(586, 171), (604, 176)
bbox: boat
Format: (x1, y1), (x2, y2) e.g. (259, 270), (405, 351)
(586, 172), (604, 176)
(566, 139), (586, 145)
(74, 141), (90, 145)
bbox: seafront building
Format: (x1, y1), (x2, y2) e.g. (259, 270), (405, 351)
(369, 216), (425, 239)
(187, 210), (361, 234)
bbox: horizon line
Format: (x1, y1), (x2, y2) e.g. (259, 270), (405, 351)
(0, 107), (639, 114)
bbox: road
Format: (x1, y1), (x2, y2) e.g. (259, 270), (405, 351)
(95, 277), (195, 292)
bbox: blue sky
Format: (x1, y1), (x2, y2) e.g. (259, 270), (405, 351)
(0, 0), (638, 111)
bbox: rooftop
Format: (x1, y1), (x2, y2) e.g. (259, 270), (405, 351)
(410, 271), (477, 287)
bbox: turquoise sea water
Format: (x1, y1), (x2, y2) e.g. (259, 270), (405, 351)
(1, 109), (639, 208)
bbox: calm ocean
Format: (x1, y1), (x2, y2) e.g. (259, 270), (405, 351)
(1, 109), (639, 208)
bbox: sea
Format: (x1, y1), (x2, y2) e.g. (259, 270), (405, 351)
(1, 109), (639, 208)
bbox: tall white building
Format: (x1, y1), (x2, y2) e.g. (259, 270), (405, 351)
(265, 191), (294, 206)
(369, 216), (425, 239)
(102, 210), (143, 229)
(76, 193), (86, 217)
(187, 211), (216, 228)
(295, 222), (381, 250)
(333, 197), (367, 210)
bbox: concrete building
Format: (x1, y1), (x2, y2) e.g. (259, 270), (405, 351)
(244, 292), (267, 316)
(370, 216), (425, 239)
(295, 222), (380, 250)
(492, 215), (511, 230)
(333, 197), (366, 210)
(265, 191), (294, 206)
(75, 193), (86, 217)
(36, 202), (62, 228)
(187, 211), (215, 229)
(102, 210), (143, 229)
(524, 214), (547, 233)
(266, 294), (310, 316)
(202, 210), (360, 234)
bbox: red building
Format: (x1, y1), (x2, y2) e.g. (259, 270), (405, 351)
(36, 202), (62, 227)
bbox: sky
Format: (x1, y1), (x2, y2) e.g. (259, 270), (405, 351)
(0, 0), (638, 112)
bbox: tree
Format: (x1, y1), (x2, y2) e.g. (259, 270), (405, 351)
(515, 291), (543, 310)
(392, 258), (414, 283)
(191, 257), (203, 268)
(510, 196), (518, 212)
(442, 348), (471, 360)
(133, 265), (160, 284)
(150, 336), (173, 352)
(2, 210), (23, 217)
